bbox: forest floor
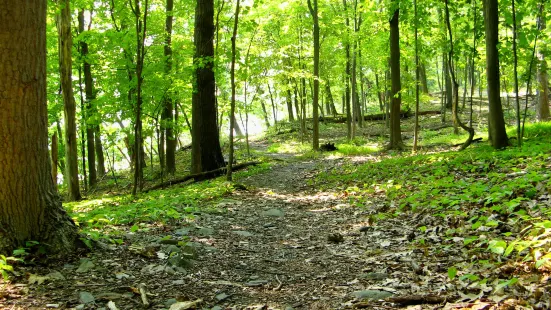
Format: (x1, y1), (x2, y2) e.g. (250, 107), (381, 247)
(1, 103), (551, 310)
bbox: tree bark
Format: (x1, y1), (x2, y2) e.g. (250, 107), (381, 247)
(162, 0), (176, 174)
(0, 0), (79, 254)
(343, 0), (352, 141)
(419, 63), (429, 93)
(227, 0), (240, 181)
(308, 0), (320, 150)
(537, 4), (550, 121)
(78, 10), (97, 188)
(51, 133), (59, 189)
(191, 0), (225, 175)
(389, 7), (404, 149)
(483, 0), (509, 148)
(56, 0), (81, 201)
(94, 126), (106, 177)
(286, 79), (295, 121)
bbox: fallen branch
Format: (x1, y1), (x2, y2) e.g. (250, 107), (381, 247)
(144, 161), (260, 192)
(453, 137), (482, 147)
(386, 295), (447, 306)
(137, 283), (150, 307)
(316, 110), (441, 123)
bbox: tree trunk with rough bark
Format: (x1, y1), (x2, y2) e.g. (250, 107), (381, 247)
(162, 0), (176, 174)
(56, 0), (81, 201)
(537, 4), (550, 121)
(0, 0), (80, 255)
(191, 0), (225, 175)
(483, 0), (509, 148)
(389, 7), (404, 149)
(78, 10), (97, 188)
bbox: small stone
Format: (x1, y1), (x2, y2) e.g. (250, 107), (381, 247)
(233, 230), (254, 237)
(175, 228), (191, 236)
(75, 305), (85, 310)
(263, 223), (275, 228)
(197, 227), (215, 236)
(76, 258), (95, 273)
(165, 298), (178, 307)
(362, 272), (388, 280)
(262, 209), (284, 217)
(351, 290), (394, 300)
(215, 293), (229, 301)
(244, 279), (269, 287)
(115, 272), (130, 280)
(45, 304), (60, 308)
(79, 291), (95, 304)
(211, 307), (223, 310)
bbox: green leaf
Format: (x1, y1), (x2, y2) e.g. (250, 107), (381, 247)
(448, 267), (457, 280)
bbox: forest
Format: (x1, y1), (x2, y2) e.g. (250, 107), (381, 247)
(1, 0), (551, 309)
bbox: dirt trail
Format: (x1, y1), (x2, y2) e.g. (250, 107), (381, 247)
(0, 153), (449, 310)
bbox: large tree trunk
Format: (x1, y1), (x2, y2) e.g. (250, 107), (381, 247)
(0, 0), (79, 254)
(56, 0), (81, 201)
(483, 0), (509, 148)
(78, 10), (97, 188)
(389, 7), (404, 149)
(444, 53), (453, 109)
(191, 0), (225, 175)
(162, 0), (176, 174)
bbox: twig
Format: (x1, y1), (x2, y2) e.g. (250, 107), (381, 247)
(137, 283), (150, 307)
(273, 275), (283, 291)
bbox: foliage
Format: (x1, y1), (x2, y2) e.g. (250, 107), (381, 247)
(317, 122), (551, 281)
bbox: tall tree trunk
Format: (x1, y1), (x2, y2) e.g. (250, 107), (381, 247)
(191, 0), (225, 175)
(0, 0), (79, 254)
(537, 4), (550, 121)
(56, 0), (81, 201)
(444, 53), (453, 109)
(389, 7), (404, 149)
(483, 0), (509, 148)
(268, 83), (278, 128)
(308, 0), (320, 150)
(343, 0), (352, 141)
(162, 0), (176, 174)
(78, 10), (97, 188)
(413, 0), (420, 153)
(227, 0), (241, 181)
(445, 0), (475, 150)
(132, 0), (148, 195)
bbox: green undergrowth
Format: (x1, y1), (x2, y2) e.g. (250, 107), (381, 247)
(317, 122), (551, 278)
(65, 163), (272, 246)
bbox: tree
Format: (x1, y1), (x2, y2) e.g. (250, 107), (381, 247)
(161, 0), (176, 174)
(191, 0), (225, 175)
(78, 10), (97, 188)
(388, 5), (404, 149)
(0, 0), (79, 254)
(483, 0), (509, 148)
(228, 0), (241, 181)
(56, 0), (81, 201)
(537, 3), (550, 122)
(308, 0), (320, 151)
